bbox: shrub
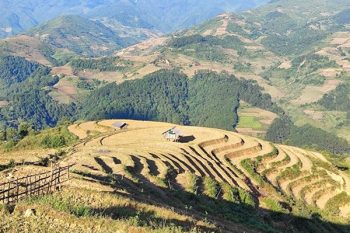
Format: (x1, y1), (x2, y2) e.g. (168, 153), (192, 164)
(41, 135), (66, 148)
(238, 189), (256, 207)
(262, 197), (288, 214)
(203, 177), (218, 198)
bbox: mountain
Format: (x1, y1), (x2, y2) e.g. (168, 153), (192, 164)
(0, 0), (269, 38)
(1, 0), (350, 150)
(101, 0), (350, 144)
(1, 1), (350, 232)
(28, 15), (125, 57)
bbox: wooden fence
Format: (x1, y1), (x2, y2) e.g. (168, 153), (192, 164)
(0, 164), (73, 205)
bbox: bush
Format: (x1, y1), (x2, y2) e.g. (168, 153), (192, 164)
(241, 159), (265, 185)
(10, 126), (78, 151)
(238, 189), (256, 207)
(262, 197), (288, 214)
(41, 135), (66, 148)
(203, 177), (218, 198)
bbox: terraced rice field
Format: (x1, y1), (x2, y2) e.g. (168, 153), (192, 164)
(65, 120), (350, 216)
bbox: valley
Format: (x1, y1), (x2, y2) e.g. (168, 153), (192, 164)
(1, 1), (350, 232)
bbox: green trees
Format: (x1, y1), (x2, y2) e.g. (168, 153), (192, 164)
(262, 28), (327, 56)
(266, 115), (294, 143)
(168, 35), (247, 62)
(79, 69), (189, 124)
(318, 84), (350, 112)
(266, 116), (350, 154)
(70, 57), (130, 72)
(0, 59), (75, 129)
(289, 124), (349, 154)
(0, 55), (40, 86)
(79, 69), (279, 130)
(188, 71), (240, 129)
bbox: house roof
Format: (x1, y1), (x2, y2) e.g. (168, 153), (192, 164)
(162, 127), (182, 136)
(113, 122), (127, 128)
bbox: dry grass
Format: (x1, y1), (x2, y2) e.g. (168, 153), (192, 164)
(1, 187), (214, 233)
(51, 65), (75, 77)
(50, 78), (78, 104)
(291, 79), (342, 105)
(2, 119), (350, 226)
(0, 35), (51, 65)
(0, 148), (55, 165)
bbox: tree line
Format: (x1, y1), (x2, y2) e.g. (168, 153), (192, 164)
(266, 115), (350, 155)
(79, 69), (281, 130)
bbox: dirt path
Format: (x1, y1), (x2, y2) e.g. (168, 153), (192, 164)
(265, 145), (288, 167)
(316, 187), (341, 209)
(304, 182), (333, 205)
(284, 147), (313, 171)
(68, 124), (88, 139)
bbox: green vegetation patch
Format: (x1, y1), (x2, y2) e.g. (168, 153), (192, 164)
(266, 116), (350, 155)
(261, 197), (288, 214)
(241, 159), (265, 185)
(70, 57), (132, 72)
(0, 55), (41, 86)
(80, 70), (280, 130)
(325, 192), (350, 215)
(168, 34), (247, 62)
(237, 116), (263, 130)
(27, 194), (93, 217)
(262, 26), (328, 56)
(202, 177), (219, 198)
(2, 123), (78, 151)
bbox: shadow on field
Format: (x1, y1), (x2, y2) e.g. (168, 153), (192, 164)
(92, 205), (215, 232)
(179, 135), (196, 143)
(73, 170), (350, 233)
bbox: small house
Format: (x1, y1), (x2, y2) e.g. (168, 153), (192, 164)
(162, 127), (183, 142)
(112, 122), (128, 129)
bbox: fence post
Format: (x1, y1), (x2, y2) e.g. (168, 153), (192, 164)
(37, 175), (40, 196)
(54, 167), (58, 191)
(2, 184), (4, 204)
(48, 167), (54, 194)
(7, 181), (11, 204)
(57, 167), (61, 190)
(16, 178), (19, 203)
(25, 177), (29, 197)
(0, 165), (73, 204)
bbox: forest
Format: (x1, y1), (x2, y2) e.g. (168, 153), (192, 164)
(168, 34), (247, 62)
(266, 115), (350, 155)
(0, 55), (348, 156)
(70, 57), (131, 72)
(79, 70), (280, 130)
(0, 55), (41, 86)
(0, 59), (75, 129)
(318, 84), (350, 113)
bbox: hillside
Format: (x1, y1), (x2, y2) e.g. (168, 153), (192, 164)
(2, 1), (350, 232)
(1, 120), (349, 232)
(0, 0), (268, 38)
(1, 0), (350, 147)
(96, 0), (350, 142)
(28, 15), (126, 57)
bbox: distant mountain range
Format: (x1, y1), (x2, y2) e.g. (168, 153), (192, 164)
(2, 0), (350, 147)
(0, 0), (268, 38)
